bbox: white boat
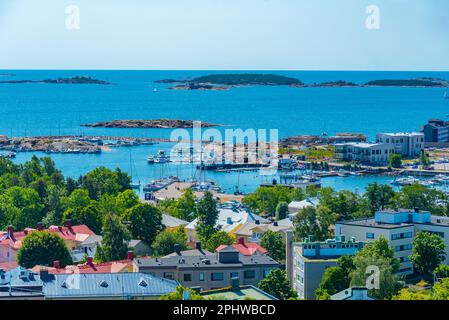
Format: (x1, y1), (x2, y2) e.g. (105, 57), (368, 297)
(390, 176), (419, 186)
(148, 150), (171, 164)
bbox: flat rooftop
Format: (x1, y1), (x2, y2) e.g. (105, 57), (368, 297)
(201, 286), (277, 300)
(338, 215), (449, 229)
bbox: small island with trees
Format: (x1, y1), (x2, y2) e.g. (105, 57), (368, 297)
(81, 119), (222, 128)
(0, 76), (112, 85)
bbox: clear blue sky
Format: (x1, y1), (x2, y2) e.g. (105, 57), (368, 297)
(1, 0), (448, 70)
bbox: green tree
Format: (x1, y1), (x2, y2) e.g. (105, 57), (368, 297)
(433, 278), (449, 300)
(42, 185), (68, 227)
(388, 154), (402, 168)
(275, 201), (289, 221)
(357, 236), (400, 273)
(152, 227), (188, 256)
(95, 213), (131, 262)
(434, 264), (449, 279)
(293, 205), (337, 242)
(260, 230), (285, 262)
(121, 203), (163, 245)
(393, 288), (432, 300)
(205, 231), (234, 252)
(315, 267), (347, 300)
(176, 188), (197, 221)
(258, 269), (297, 300)
(81, 167), (130, 200)
(420, 150), (430, 167)
(160, 286), (203, 300)
(410, 231), (446, 275)
(195, 191), (219, 242)
(17, 231), (72, 268)
(63, 203), (102, 234)
(365, 183), (395, 212)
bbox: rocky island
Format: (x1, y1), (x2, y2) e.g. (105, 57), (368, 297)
(0, 76), (112, 85)
(81, 119), (222, 128)
(364, 77), (449, 87)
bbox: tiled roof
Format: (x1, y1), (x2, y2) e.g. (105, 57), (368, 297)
(32, 259), (133, 275)
(0, 224), (95, 250)
(216, 242), (268, 256)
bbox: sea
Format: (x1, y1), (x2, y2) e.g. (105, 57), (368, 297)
(1, 70), (449, 195)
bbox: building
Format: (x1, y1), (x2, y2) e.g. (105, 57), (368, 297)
(201, 278), (277, 300)
(216, 238), (268, 256)
(336, 208), (449, 276)
(288, 196), (320, 216)
(185, 202), (270, 243)
(134, 244), (279, 291)
(0, 221), (96, 265)
(331, 287), (375, 300)
(333, 142), (394, 165)
(232, 221), (292, 243)
(162, 214), (189, 230)
(40, 271), (178, 300)
(422, 119), (449, 144)
(376, 132), (424, 157)
(0, 267), (44, 300)
(289, 236), (364, 300)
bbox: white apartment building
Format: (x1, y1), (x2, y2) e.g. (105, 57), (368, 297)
(336, 208), (449, 276)
(376, 132), (424, 157)
(333, 142), (395, 165)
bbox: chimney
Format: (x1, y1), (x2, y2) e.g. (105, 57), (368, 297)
(237, 237), (245, 246)
(37, 222), (43, 231)
(195, 242), (202, 250)
(174, 244), (182, 255)
(6, 225), (13, 236)
(127, 251), (134, 260)
(53, 260), (61, 269)
(255, 220), (260, 225)
(273, 221), (279, 227)
(39, 269), (49, 281)
(86, 256), (94, 266)
(64, 219), (72, 228)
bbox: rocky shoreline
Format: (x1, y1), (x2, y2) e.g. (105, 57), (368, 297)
(0, 76), (112, 85)
(81, 119), (222, 128)
(0, 136), (102, 154)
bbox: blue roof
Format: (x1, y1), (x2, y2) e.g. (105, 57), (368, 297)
(0, 267), (42, 287)
(42, 272), (178, 299)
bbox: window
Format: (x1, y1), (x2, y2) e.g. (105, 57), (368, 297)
(199, 272), (205, 281)
(164, 272), (174, 280)
(395, 244), (412, 252)
(211, 273), (224, 281)
(366, 233), (375, 239)
(263, 269), (271, 278)
(391, 232), (413, 240)
(244, 270), (256, 279)
(230, 272), (238, 279)
(183, 273), (192, 282)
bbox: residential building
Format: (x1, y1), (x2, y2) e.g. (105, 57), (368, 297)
(0, 221), (96, 265)
(134, 244), (279, 291)
(376, 132), (424, 157)
(331, 287), (375, 300)
(216, 238), (268, 256)
(40, 271), (178, 300)
(162, 214), (189, 230)
(422, 119), (449, 144)
(232, 220), (292, 243)
(288, 196), (319, 216)
(288, 236), (364, 300)
(336, 208), (449, 276)
(0, 267), (44, 300)
(201, 278), (277, 300)
(333, 142), (394, 165)
(185, 202), (270, 243)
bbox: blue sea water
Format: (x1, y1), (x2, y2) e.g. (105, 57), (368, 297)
(1, 70), (449, 194)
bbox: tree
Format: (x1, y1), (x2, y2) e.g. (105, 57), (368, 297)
(357, 236), (400, 273)
(258, 269), (297, 300)
(434, 265), (449, 279)
(293, 205), (337, 242)
(95, 213), (131, 262)
(365, 183), (395, 212)
(42, 185), (68, 227)
(388, 154), (402, 168)
(393, 288), (432, 300)
(160, 286), (203, 300)
(315, 267), (347, 300)
(420, 150), (430, 167)
(152, 227), (188, 256)
(433, 278), (449, 300)
(114, 189), (140, 212)
(275, 202), (289, 221)
(17, 231), (72, 268)
(205, 231), (234, 252)
(260, 230), (285, 262)
(176, 188), (197, 221)
(410, 231), (446, 275)
(63, 203), (102, 234)
(195, 192), (219, 242)
(81, 167), (130, 200)
(121, 203), (163, 245)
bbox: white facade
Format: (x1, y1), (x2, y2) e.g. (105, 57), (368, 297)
(334, 142), (394, 165)
(376, 132), (424, 157)
(336, 209), (449, 276)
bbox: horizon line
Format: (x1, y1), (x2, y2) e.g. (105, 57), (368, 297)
(1, 68), (449, 72)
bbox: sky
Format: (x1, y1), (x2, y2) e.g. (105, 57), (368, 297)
(0, 0), (448, 70)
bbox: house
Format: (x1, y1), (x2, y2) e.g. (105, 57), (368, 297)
(128, 240), (151, 256)
(201, 278), (277, 300)
(40, 271), (178, 300)
(135, 244), (279, 291)
(0, 267), (44, 299)
(0, 221), (96, 265)
(232, 221), (292, 243)
(216, 238), (268, 256)
(287, 235), (364, 300)
(32, 252), (135, 275)
(288, 196), (320, 216)
(376, 132), (424, 157)
(334, 142), (395, 165)
(331, 287), (375, 300)
(162, 214), (189, 230)
(185, 202), (269, 243)
(336, 208), (449, 276)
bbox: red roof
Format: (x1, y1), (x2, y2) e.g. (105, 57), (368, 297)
(32, 259), (133, 274)
(0, 261), (19, 271)
(216, 239), (268, 256)
(0, 224), (95, 250)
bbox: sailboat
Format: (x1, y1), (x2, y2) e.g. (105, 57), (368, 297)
(129, 150), (141, 189)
